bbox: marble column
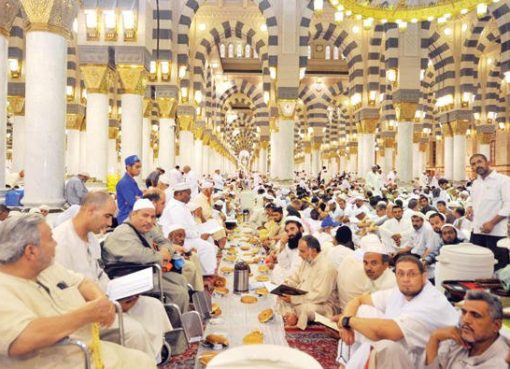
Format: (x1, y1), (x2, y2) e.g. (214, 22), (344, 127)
(142, 115), (152, 175)
(348, 147), (358, 173)
(177, 114), (194, 167)
(259, 140), (268, 174)
(79, 129), (87, 172)
(193, 137), (203, 176)
(0, 1), (20, 188)
(22, 0), (79, 206)
(108, 128), (119, 174)
(276, 119), (294, 180)
(442, 125), (454, 180)
(81, 65), (113, 182)
(8, 97), (25, 172)
(396, 121), (414, 183)
(270, 128), (279, 178)
(451, 120), (468, 181)
(66, 128), (81, 175)
(118, 65), (146, 164)
(311, 141), (321, 176)
(382, 138), (395, 176)
(412, 141), (420, 179)
(478, 132), (492, 160)
(304, 142), (312, 174)
(157, 98), (176, 171)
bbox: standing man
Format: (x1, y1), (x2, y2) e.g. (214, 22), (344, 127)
(64, 171), (90, 206)
(366, 165), (383, 197)
(469, 153), (510, 270)
(212, 169), (224, 193)
(182, 165), (199, 197)
(116, 155), (143, 224)
(145, 167), (165, 188)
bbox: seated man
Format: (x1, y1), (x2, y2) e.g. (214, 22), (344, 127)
(336, 234), (396, 310)
(159, 182), (217, 276)
(379, 204), (413, 255)
(102, 199), (189, 313)
(277, 235), (338, 330)
(337, 255), (458, 369)
(399, 211), (436, 258)
(268, 216), (305, 285)
(54, 191), (172, 361)
(423, 223), (463, 270)
(166, 224), (204, 291)
(0, 214), (155, 369)
(425, 290), (508, 369)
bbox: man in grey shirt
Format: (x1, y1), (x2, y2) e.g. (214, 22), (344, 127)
(65, 171), (90, 205)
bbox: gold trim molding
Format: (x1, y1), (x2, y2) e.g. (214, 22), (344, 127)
(20, 0), (79, 39)
(7, 96), (25, 115)
(157, 97), (176, 119)
(117, 64), (147, 95)
(394, 102), (417, 122)
(80, 65), (115, 94)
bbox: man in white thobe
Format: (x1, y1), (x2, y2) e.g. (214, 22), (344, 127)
(159, 182), (217, 275)
(379, 204), (413, 254)
(182, 165), (199, 197)
(398, 211), (436, 257)
(212, 169), (224, 192)
(337, 256), (459, 369)
(366, 166), (383, 197)
(53, 191), (172, 360)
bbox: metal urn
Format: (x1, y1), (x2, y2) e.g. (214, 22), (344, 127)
(233, 261), (250, 293)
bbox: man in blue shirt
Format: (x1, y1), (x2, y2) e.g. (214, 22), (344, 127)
(116, 155), (143, 223)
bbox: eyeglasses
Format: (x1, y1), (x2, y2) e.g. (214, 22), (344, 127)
(396, 271), (421, 278)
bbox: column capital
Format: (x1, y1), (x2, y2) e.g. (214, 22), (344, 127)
(312, 140), (322, 151)
(7, 96), (25, 115)
(0, 0), (20, 37)
(20, 0), (79, 38)
(202, 129), (211, 145)
(269, 117), (279, 133)
(193, 127), (204, 140)
(479, 131), (493, 144)
(441, 123), (453, 137)
(394, 102), (418, 122)
(382, 137), (395, 148)
(108, 127), (119, 140)
(143, 98), (153, 118)
(276, 99), (298, 120)
(66, 112), (84, 130)
(260, 140), (269, 150)
(117, 65), (147, 95)
(413, 132), (422, 144)
(80, 65), (115, 94)
(177, 115), (194, 131)
(356, 118), (379, 134)
(157, 97), (176, 119)
(450, 120), (470, 135)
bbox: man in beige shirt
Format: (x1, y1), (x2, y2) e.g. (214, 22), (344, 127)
(0, 214), (155, 369)
(425, 290), (508, 369)
(277, 235), (338, 330)
(193, 181), (214, 220)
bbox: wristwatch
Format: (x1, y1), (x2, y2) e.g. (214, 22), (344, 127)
(341, 316), (351, 329)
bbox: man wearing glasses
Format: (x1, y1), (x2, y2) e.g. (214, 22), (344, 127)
(336, 256), (458, 369)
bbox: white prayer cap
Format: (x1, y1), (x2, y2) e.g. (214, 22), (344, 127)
(202, 181), (214, 189)
(132, 198), (155, 212)
(187, 202), (201, 212)
(213, 191), (224, 199)
(410, 211), (426, 221)
(39, 205), (50, 211)
(78, 171), (90, 178)
(425, 210), (438, 220)
(284, 215), (303, 227)
(440, 223), (456, 232)
(29, 208), (41, 214)
(460, 190), (469, 197)
(359, 234), (385, 253)
(327, 199), (336, 205)
(173, 182), (191, 192)
(166, 224), (185, 235)
(353, 194), (365, 201)
(214, 200), (224, 207)
(158, 174), (171, 185)
(447, 201), (461, 208)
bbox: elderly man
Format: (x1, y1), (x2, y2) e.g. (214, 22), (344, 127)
(166, 224), (204, 291)
(54, 191), (172, 361)
(379, 204), (413, 254)
(268, 216), (305, 285)
(194, 181), (214, 220)
(64, 171), (90, 206)
(425, 290), (507, 368)
(337, 256), (458, 369)
(0, 214), (155, 369)
(116, 155), (143, 224)
(336, 234), (396, 310)
(102, 198), (189, 313)
(277, 235), (338, 330)
(159, 182), (217, 276)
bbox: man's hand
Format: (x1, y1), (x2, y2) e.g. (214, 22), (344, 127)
(118, 295), (139, 313)
(200, 233), (210, 240)
(280, 294), (292, 303)
(280, 233), (289, 246)
(431, 326), (469, 349)
(480, 221), (495, 234)
(86, 297), (115, 327)
(160, 247), (172, 262)
(339, 328), (355, 346)
(173, 244), (186, 254)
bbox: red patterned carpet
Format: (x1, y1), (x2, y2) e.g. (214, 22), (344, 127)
(161, 325), (339, 369)
(285, 325), (339, 369)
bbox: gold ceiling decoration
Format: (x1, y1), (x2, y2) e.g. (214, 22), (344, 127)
(328, 0), (486, 23)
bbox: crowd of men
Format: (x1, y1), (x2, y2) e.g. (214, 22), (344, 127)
(0, 152), (509, 368)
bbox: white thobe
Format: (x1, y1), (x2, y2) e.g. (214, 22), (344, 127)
(53, 220), (172, 359)
(327, 244), (354, 269)
(344, 283), (459, 369)
(271, 242), (302, 285)
(408, 223), (436, 256)
(379, 217), (413, 253)
(212, 173), (224, 190)
(184, 170), (199, 197)
(366, 171), (382, 196)
(168, 168), (183, 187)
(160, 199), (217, 275)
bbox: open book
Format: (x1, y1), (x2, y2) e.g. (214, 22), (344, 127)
(196, 219), (224, 235)
(106, 267), (153, 301)
(269, 284), (307, 296)
(314, 312), (340, 332)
